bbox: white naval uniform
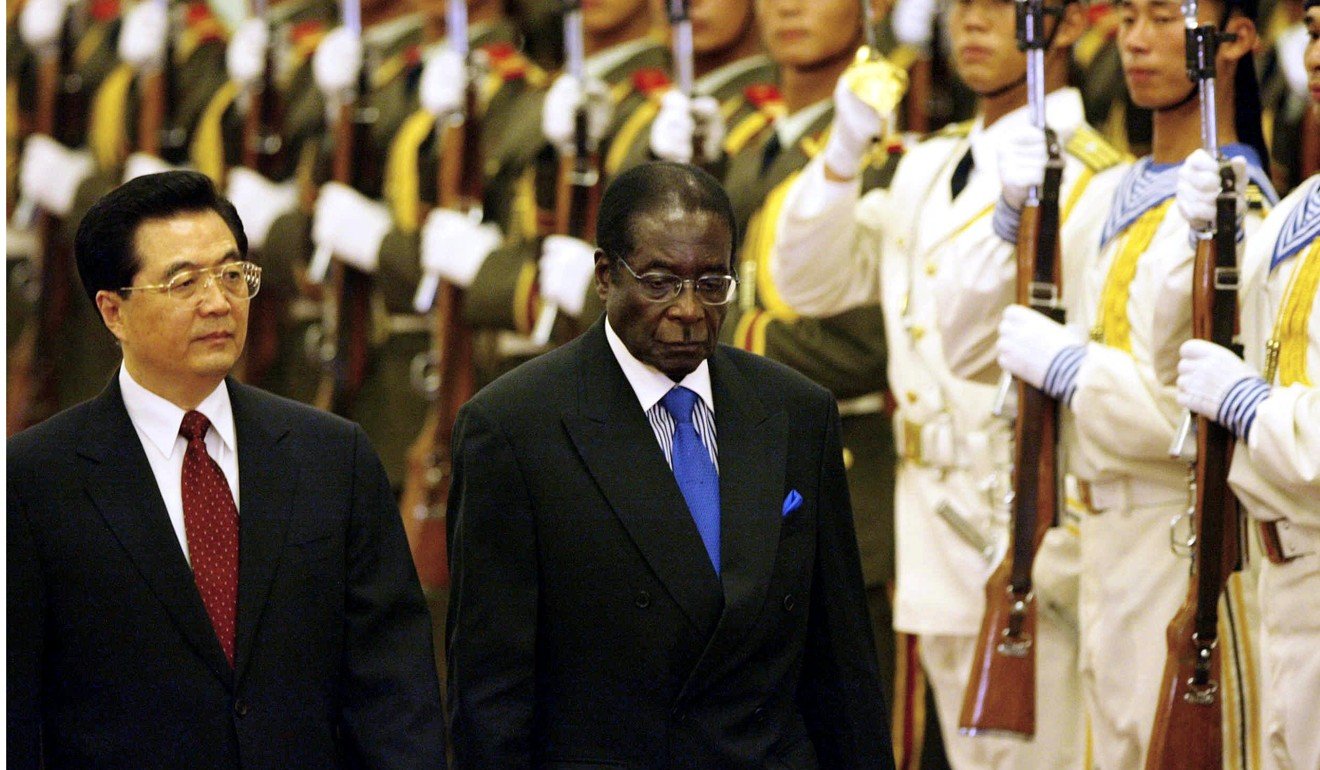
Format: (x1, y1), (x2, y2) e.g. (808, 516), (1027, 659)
(769, 88), (1111, 770)
(1230, 176), (1320, 770)
(1074, 149), (1275, 770)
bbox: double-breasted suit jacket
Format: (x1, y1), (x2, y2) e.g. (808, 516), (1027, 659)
(7, 378), (446, 768)
(445, 318), (892, 769)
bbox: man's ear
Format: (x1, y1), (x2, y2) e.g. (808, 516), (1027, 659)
(1051, 1), (1088, 51)
(95, 290), (128, 343)
(593, 250), (612, 301)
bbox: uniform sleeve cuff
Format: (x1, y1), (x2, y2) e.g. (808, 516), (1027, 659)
(1217, 376), (1270, 439)
(1043, 344), (1086, 405)
(993, 198), (1022, 244)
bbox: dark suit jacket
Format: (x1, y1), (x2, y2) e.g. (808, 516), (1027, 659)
(445, 318), (893, 769)
(7, 378), (446, 769)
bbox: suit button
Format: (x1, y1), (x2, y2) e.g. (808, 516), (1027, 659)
(234, 699), (250, 718)
(782, 593), (796, 612)
(635, 590), (651, 608)
(753, 707), (767, 722)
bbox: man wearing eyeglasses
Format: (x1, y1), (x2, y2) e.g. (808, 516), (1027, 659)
(6, 170), (447, 768)
(445, 161), (892, 768)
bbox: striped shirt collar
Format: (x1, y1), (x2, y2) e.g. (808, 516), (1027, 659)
(1272, 176), (1320, 271)
(605, 317), (714, 416)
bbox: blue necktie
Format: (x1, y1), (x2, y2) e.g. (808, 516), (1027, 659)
(661, 386), (721, 574)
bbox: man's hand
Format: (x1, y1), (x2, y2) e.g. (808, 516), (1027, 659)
(118, 0), (168, 68)
(1177, 148), (1246, 236)
(420, 208), (501, 288)
(19, 134), (94, 217)
(996, 304), (1085, 399)
(226, 167), (297, 250)
(649, 91), (726, 164)
(542, 73), (611, 153)
(226, 18), (269, 87)
(821, 75), (888, 180)
(1176, 339), (1269, 437)
(420, 47), (465, 116)
(999, 125), (1048, 212)
(537, 235), (596, 317)
(312, 182), (392, 273)
(19, 0), (68, 50)
(313, 26), (363, 100)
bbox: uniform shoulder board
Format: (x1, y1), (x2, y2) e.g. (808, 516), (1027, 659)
(481, 42), (547, 88)
(290, 19), (327, 49)
(744, 83), (784, 115)
(90, 0), (120, 22)
(1065, 125), (1126, 172)
(183, 1), (226, 45)
(631, 67), (671, 97)
(921, 119), (973, 142)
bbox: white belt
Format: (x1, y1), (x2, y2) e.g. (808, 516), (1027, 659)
(893, 413), (1001, 475)
(1258, 519), (1317, 564)
(837, 393), (887, 418)
(1081, 476), (1184, 513)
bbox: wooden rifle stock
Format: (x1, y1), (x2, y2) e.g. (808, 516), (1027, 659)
(960, 103), (1064, 735)
(313, 65), (375, 415)
(399, 78), (483, 594)
(1145, 168), (1243, 770)
(237, 18), (289, 389)
(7, 17), (76, 433)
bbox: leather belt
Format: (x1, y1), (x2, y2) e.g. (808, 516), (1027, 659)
(1258, 519), (1315, 565)
(1075, 477), (1183, 513)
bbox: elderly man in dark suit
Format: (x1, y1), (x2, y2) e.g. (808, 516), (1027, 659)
(445, 161), (893, 769)
(6, 171), (447, 768)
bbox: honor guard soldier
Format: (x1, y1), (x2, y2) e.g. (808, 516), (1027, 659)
(1168, 1), (1320, 765)
(993, 0), (1278, 765)
(766, 0), (1133, 765)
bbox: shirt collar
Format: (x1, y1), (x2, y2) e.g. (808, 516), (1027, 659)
(605, 317), (715, 415)
(695, 54), (773, 97)
(968, 86), (1087, 181)
(774, 98), (832, 149)
(119, 365), (236, 461)
(585, 37), (660, 82)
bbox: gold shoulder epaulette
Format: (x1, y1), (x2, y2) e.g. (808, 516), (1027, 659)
(1066, 125), (1127, 172)
(922, 119), (973, 142)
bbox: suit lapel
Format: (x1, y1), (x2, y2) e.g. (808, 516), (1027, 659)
(228, 381), (297, 683)
(679, 348), (787, 701)
(79, 380), (234, 687)
(560, 322), (724, 634)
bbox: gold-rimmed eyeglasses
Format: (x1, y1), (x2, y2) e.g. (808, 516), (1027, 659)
(617, 257), (737, 306)
(120, 261), (262, 302)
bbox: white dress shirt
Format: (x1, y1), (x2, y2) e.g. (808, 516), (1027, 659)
(605, 318), (719, 472)
(119, 366), (240, 566)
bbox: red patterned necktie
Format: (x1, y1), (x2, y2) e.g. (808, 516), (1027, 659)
(179, 410), (239, 667)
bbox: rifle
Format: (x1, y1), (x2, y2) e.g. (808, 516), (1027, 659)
(530, 0), (602, 345)
(1145, 3), (1244, 766)
(959, 0), (1063, 737)
(666, 0), (705, 163)
(137, 0), (186, 162)
(309, 0), (375, 415)
(237, 0), (289, 389)
(400, 0), (483, 598)
(7, 0), (79, 433)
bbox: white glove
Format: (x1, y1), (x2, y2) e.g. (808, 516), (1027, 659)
(19, 134), (94, 217)
(996, 304), (1083, 392)
(313, 26), (363, 99)
(1177, 148), (1246, 235)
(1277, 24), (1309, 101)
(311, 182), (392, 273)
(649, 90), (726, 164)
(542, 73), (611, 153)
(19, 0), (68, 50)
(999, 125), (1048, 211)
(122, 151), (175, 182)
(891, 0), (938, 50)
(537, 235), (596, 318)
(225, 167), (297, 250)
(420, 208), (501, 288)
(420, 47), (465, 116)
(226, 18), (269, 87)
(821, 74), (886, 179)
(118, 0), (168, 68)
(1175, 338), (1262, 422)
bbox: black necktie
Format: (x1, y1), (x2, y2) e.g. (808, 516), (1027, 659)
(950, 148), (975, 199)
(760, 133), (783, 176)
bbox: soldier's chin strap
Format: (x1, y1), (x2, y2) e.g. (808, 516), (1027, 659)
(1155, 8), (1239, 114)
